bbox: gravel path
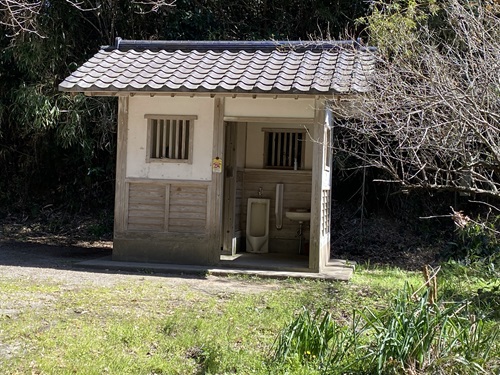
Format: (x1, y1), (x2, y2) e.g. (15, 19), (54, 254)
(0, 240), (286, 362)
(0, 240), (281, 293)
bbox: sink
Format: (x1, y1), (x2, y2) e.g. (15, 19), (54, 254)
(285, 208), (311, 222)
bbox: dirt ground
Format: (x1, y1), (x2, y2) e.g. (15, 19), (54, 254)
(0, 239), (286, 294)
(0, 206), (441, 290)
(0, 211), (284, 292)
(0, 238), (285, 365)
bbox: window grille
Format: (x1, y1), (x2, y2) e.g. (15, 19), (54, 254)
(146, 115), (196, 163)
(264, 130), (305, 169)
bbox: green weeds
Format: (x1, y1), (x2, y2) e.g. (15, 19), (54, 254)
(272, 270), (500, 374)
(273, 307), (335, 365)
(359, 285), (498, 374)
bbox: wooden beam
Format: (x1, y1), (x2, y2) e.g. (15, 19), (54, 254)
(208, 97), (225, 264)
(223, 116), (314, 124)
(114, 97), (129, 233)
(144, 114), (198, 121)
(309, 98), (326, 272)
(125, 177), (212, 185)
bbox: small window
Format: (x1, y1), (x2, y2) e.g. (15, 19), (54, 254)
(264, 129), (305, 169)
(324, 126), (332, 171)
(145, 115), (197, 163)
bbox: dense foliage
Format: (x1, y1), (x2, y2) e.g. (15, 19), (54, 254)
(0, 0), (369, 214)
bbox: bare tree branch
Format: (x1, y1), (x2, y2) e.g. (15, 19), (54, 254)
(332, 0), (500, 200)
(132, 0), (175, 14)
(0, 0), (43, 36)
(0, 0), (174, 37)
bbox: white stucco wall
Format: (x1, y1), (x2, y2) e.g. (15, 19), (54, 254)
(127, 96), (215, 180)
(224, 97), (315, 118)
(126, 96), (317, 180)
(225, 97), (315, 170)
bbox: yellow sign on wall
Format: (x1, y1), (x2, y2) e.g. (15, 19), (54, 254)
(212, 157), (222, 173)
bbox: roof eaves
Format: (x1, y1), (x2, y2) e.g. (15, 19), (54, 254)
(58, 83), (344, 95)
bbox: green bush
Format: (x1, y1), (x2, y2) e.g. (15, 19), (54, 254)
(440, 257), (500, 320)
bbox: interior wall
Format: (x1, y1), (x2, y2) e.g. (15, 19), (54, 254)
(225, 97), (315, 118)
(241, 170), (312, 254)
(244, 122), (313, 169)
(236, 123), (247, 169)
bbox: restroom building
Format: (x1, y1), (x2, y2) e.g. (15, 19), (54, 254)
(59, 39), (375, 273)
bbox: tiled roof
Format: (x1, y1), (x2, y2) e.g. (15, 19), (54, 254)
(59, 39), (376, 95)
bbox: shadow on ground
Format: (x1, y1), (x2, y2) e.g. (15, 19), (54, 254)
(0, 240), (218, 282)
(0, 240), (113, 269)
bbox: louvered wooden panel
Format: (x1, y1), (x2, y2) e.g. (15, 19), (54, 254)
(127, 183), (165, 231)
(321, 189), (331, 237)
(168, 185), (208, 233)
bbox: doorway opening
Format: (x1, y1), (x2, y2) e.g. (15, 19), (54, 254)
(219, 121), (311, 271)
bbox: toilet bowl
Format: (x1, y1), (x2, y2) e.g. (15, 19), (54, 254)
(246, 198), (270, 253)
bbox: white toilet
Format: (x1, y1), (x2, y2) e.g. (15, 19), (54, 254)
(246, 198), (270, 253)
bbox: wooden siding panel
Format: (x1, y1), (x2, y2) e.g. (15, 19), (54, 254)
(128, 192), (164, 200)
(127, 183), (166, 231)
(128, 209), (164, 218)
(128, 215), (164, 223)
(126, 182), (208, 234)
(169, 205), (207, 214)
(124, 224), (164, 232)
(169, 212), (207, 220)
(168, 194), (207, 203)
(127, 203), (165, 212)
(168, 185), (208, 234)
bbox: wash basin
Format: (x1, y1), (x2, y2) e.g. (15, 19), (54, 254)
(285, 208), (311, 222)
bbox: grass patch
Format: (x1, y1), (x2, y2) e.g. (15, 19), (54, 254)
(0, 276), (337, 374)
(2, 263), (499, 374)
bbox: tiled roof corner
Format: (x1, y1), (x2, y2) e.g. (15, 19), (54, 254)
(59, 39), (376, 95)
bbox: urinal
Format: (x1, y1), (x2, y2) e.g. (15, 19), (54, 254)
(246, 198), (270, 253)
